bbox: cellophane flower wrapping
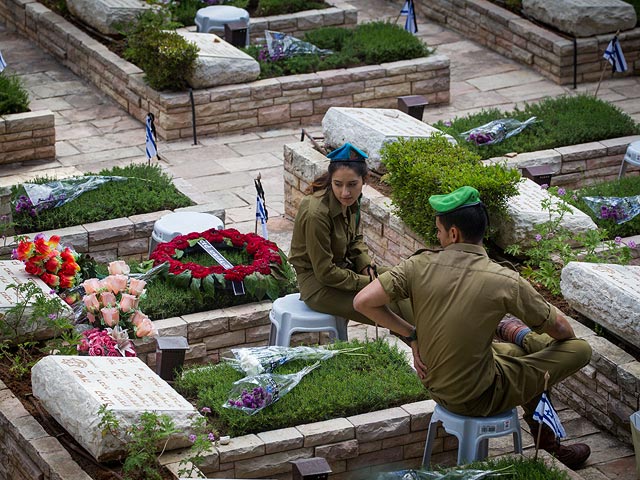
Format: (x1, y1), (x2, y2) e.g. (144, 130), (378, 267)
(224, 362), (320, 415)
(226, 345), (365, 377)
(264, 30), (331, 60)
(375, 466), (514, 479)
(583, 195), (640, 224)
(12, 233), (82, 291)
(461, 116), (537, 146)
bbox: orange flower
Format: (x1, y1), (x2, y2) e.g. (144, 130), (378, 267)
(16, 241), (34, 261)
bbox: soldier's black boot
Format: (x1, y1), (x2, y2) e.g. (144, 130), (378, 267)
(524, 416), (590, 469)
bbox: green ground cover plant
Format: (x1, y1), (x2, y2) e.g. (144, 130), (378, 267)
(565, 175), (640, 239)
(381, 135), (521, 245)
(175, 339), (429, 437)
(11, 163), (193, 234)
(434, 95), (640, 160)
(0, 73), (30, 115)
(244, 21), (432, 79)
(441, 457), (570, 480)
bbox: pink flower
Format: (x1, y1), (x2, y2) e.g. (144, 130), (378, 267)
(83, 293), (101, 312)
(83, 278), (102, 294)
(108, 260), (130, 275)
(131, 310), (148, 327)
(136, 318), (155, 337)
(100, 291), (117, 307)
(107, 348), (122, 357)
(89, 345), (105, 356)
(101, 307), (120, 327)
(105, 274), (128, 294)
(128, 278), (147, 296)
(87, 312), (96, 324)
(119, 293), (139, 312)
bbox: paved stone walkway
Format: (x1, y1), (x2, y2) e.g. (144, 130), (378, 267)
(1, 0), (639, 478)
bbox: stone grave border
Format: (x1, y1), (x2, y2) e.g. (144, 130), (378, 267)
(0, 0), (450, 141)
(284, 140), (640, 445)
(415, 0), (640, 85)
(0, 110), (55, 165)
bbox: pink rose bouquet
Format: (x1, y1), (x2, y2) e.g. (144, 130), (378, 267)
(78, 327), (136, 357)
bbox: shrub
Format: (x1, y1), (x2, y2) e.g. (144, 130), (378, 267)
(256, 0), (326, 16)
(175, 340), (429, 437)
(381, 135), (521, 245)
(11, 164), (193, 234)
(565, 175), (640, 239)
(463, 457), (570, 480)
(434, 95), (640, 160)
(0, 73), (30, 115)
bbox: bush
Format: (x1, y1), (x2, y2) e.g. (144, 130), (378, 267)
(256, 0), (326, 16)
(462, 457), (570, 480)
(565, 175), (640, 239)
(175, 340), (429, 437)
(11, 164), (193, 234)
(434, 95), (640, 160)
(381, 135), (521, 244)
(0, 73), (30, 115)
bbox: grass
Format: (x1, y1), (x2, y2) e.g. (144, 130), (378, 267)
(174, 339), (429, 437)
(11, 163), (193, 234)
(425, 457), (571, 480)
(434, 95), (640, 160)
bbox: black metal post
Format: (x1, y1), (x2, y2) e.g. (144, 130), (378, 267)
(189, 88), (198, 145)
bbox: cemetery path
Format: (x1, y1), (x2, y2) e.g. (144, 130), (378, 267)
(1, 0), (640, 478)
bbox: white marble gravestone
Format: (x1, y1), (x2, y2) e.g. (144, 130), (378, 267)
(67, 0), (154, 36)
(493, 178), (598, 249)
(322, 107), (456, 172)
(177, 32), (260, 89)
(561, 262), (640, 348)
(32, 356), (200, 461)
(0, 260), (72, 340)
(522, 0), (636, 37)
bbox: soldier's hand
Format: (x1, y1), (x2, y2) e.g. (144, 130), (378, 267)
(411, 341), (427, 380)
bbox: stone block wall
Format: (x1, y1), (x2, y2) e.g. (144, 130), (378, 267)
(284, 140), (640, 444)
(0, 110), (55, 165)
(0, 0), (450, 140)
(416, 0), (640, 85)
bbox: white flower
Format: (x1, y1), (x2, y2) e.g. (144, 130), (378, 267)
(237, 350), (264, 376)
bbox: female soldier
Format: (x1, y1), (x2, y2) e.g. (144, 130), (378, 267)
(288, 144), (413, 327)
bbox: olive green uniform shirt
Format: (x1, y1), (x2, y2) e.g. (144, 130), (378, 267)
(378, 243), (557, 411)
(289, 189), (371, 300)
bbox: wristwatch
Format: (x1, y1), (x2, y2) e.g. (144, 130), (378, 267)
(402, 328), (418, 344)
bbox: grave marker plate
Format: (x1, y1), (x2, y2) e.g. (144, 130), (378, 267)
(32, 356), (200, 461)
(322, 107), (456, 172)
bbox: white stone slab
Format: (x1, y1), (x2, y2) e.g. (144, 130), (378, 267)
(32, 356), (200, 461)
(0, 260), (72, 340)
(322, 107), (456, 172)
(523, 0), (636, 37)
(177, 32), (260, 89)
(561, 262), (640, 347)
(67, 0), (154, 36)
(493, 178), (598, 249)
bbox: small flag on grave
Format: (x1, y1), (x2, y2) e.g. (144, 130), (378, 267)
(400, 0), (418, 34)
(145, 113), (158, 162)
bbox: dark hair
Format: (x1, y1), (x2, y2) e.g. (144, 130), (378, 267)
(306, 161), (369, 194)
(438, 204), (488, 244)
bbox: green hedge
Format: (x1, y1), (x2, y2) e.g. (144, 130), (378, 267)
(0, 73), (30, 115)
(381, 135), (521, 245)
(434, 95), (640, 160)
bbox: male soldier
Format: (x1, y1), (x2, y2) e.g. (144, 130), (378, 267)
(353, 186), (591, 468)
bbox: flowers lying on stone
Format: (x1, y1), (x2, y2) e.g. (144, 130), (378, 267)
(77, 326), (136, 357)
(13, 233), (81, 291)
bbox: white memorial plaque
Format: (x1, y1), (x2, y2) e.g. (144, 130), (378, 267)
(493, 178), (597, 250)
(67, 0), (153, 35)
(32, 356), (200, 461)
(322, 107), (457, 172)
(561, 262), (640, 347)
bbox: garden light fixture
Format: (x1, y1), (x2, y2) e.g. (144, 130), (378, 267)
(523, 165), (553, 187)
(155, 336), (189, 382)
(397, 95), (428, 120)
(291, 457), (332, 480)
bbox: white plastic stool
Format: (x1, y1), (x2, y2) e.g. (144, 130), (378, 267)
(619, 140), (640, 178)
(195, 5), (250, 46)
(149, 211), (224, 255)
(422, 404), (522, 468)
(268, 293), (348, 346)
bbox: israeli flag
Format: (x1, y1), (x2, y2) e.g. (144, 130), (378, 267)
(256, 195), (268, 239)
(145, 113), (157, 160)
(401, 0), (418, 34)
(603, 36), (628, 73)
(533, 392), (566, 439)
(0, 50), (7, 72)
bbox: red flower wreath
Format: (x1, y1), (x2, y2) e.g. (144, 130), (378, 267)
(149, 228), (282, 282)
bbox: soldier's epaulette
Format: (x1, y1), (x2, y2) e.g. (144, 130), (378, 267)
(410, 247), (442, 257)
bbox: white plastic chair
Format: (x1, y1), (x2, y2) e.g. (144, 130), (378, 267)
(619, 140), (640, 178)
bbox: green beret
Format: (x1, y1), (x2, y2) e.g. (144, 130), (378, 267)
(429, 186), (481, 215)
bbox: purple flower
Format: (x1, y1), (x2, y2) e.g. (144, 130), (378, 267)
(557, 188), (566, 196)
(615, 236), (622, 245)
(34, 233), (45, 241)
(189, 434), (197, 443)
(535, 234), (542, 242)
(444, 120), (452, 127)
(200, 406), (211, 414)
(11, 248), (18, 260)
(628, 240), (637, 248)
(208, 432), (216, 441)
(540, 184), (549, 190)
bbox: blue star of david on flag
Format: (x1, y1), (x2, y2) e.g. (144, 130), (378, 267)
(0, 50), (7, 73)
(400, 0), (418, 34)
(256, 195), (268, 239)
(533, 392), (566, 439)
(603, 36), (628, 73)
(145, 113), (158, 161)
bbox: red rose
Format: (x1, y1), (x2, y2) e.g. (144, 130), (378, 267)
(44, 255), (61, 273)
(25, 261), (44, 276)
(40, 273), (60, 287)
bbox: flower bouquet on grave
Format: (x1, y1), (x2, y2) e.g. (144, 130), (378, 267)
(461, 116), (537, 146)
(582, 195), (640, 224)
(12, 233), (82, 292)
(224, 362), (320, 415)
(375, 465), (514, 479)
(225, 345), (366, 377)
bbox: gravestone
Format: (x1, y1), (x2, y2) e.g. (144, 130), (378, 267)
(322, 107), (456, 172)
(522, 0), (636, 37)
(492, 178), (597, 249)
(561, 262), (640, 348)
(66, 0), (154, 36)
(0, 260), (72, 340)
(32, 356), (200, 461)
(177, 32), (260, 89)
